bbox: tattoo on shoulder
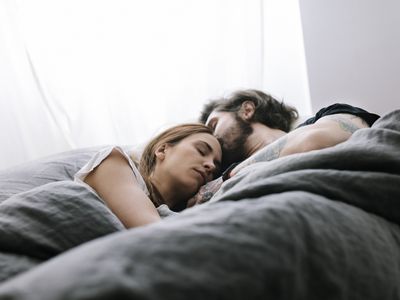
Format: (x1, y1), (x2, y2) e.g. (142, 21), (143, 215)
(330, 115), (361, 133)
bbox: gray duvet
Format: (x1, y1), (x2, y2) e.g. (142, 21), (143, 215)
(0, 111), (399, 300)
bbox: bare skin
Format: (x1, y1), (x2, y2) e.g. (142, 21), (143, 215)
(84, 149), (161, 228)
(230, 113), (368, 176)
(188, 112), (369, 207)
(85, 133), (221, 228)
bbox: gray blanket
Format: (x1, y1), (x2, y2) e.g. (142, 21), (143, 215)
(0, 147), (125, 281)
(0, 111), (399, 299)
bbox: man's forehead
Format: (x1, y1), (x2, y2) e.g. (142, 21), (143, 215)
(205, 110), (227, 125)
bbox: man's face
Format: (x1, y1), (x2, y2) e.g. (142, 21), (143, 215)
(205, 110), (253, 169)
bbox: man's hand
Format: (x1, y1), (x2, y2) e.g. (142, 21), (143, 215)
(186, 177), (223, 208)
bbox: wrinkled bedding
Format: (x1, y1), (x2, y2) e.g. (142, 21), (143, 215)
(0, 111), (399, 300)
(0, 147), (125, 282)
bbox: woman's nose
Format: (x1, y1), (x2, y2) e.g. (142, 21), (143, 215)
(204, 160), (216, 175)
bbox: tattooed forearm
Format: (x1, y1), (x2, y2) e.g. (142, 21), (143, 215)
(231, 136), (288, 176)
(197, 187), (215, 203)
(186, 177), (223, 207)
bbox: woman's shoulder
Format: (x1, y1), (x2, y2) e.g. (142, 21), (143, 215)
(74, 145), (149, 196)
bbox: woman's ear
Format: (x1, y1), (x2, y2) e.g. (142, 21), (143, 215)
(238, 101), (255, 120)
(155, 143), (168, 161)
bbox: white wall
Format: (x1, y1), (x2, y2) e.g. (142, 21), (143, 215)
(263, 0), (312, 117)
(0, 0), (264, 170)
(299, 0), (400, 115)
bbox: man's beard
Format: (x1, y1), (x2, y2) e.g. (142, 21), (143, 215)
(220, 115), (253, 171)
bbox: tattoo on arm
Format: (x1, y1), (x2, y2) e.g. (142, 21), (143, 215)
(252, 136), (288, 162)
(197, 188), (215, 203)
(192, 177), (223, 205)
(329, 115), (361, 133)
(232, 136), (288, 175)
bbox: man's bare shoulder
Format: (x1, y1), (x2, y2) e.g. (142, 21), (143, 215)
(313, 113), (370, 133)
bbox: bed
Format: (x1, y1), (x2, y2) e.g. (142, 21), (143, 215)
(0, 110), (399, 300)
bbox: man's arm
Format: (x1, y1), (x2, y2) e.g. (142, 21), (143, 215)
(230, 113), (369, 176)
(186, 177), (223, 208)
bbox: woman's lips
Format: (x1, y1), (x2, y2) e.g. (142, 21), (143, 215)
(193, 169), (206, 185)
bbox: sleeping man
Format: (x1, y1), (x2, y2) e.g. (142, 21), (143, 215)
(188, 89), (380, 206)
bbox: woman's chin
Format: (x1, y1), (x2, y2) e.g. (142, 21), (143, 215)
(182, 178), (203, 193)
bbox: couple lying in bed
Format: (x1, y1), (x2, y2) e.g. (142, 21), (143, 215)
(76, 89), (380, 228)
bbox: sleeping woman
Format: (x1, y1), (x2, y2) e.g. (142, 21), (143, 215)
(75, 123), (222, 229)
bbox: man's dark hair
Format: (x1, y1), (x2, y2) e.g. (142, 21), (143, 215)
(200, 89), (299, 132)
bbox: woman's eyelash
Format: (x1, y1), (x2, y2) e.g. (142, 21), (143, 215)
(197, 147), (206, 155)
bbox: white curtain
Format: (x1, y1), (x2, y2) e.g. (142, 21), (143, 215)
(0, 0), (265, 170)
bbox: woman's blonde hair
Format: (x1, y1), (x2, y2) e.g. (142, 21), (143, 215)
(139, 123), (214, 206)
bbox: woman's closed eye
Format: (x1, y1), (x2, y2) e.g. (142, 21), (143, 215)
(196, 146), (206, 156)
